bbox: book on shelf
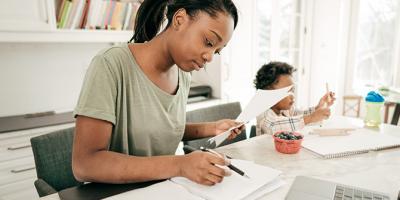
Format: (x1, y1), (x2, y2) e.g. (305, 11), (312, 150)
(55, 0), (141, 30)
(105, 159), (284, 200)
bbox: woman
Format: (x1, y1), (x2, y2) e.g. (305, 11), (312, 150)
(72, 0), (241, 186)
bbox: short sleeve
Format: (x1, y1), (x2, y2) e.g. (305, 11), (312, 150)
(73, 55), (117, 124)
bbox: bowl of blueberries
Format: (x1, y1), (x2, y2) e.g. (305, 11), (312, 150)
(273, 131), (303, 154)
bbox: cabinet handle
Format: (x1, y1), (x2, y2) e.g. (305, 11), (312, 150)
(11, 165), (35, 173)
(7, 143), (31, 150)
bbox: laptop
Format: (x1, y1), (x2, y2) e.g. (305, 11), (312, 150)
(286, 176), (392, 200)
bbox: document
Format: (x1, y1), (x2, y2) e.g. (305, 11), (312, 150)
(208, 86), (292, 146)
(171, 159), (283, 200)
(106, 159), (284, 200)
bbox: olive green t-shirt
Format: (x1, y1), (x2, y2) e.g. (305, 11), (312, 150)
(73, 44), (191, 156)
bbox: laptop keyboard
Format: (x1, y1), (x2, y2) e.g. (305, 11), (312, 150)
(334, 185), (390, 200)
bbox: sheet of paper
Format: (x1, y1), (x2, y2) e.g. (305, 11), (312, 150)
(300, 115), (363, 136)
(236, 85), (292, 122)
(208, 86), (292, 147)
(207, 122), (247, 147)
(104, 180), (203, 200)
(171, 159), (283, 200)
(242, 178), (285, 200)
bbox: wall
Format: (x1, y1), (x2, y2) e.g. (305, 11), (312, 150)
(0, 43), (111, 117)
(0, 0), (254, 117)
(191, 0), (256, 108)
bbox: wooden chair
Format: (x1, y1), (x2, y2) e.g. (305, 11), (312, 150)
(342, 95), (362, 118)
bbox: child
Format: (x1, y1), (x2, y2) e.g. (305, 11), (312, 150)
(254, 62), (335, 135)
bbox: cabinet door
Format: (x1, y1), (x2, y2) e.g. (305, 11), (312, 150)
(0, 0), (56, 31)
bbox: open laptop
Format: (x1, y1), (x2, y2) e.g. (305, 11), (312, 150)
(286, 176), (392, 200)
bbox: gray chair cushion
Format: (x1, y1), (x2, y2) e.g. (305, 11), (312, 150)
(184, 102), (247, 151)
(30, 127), (83, 197)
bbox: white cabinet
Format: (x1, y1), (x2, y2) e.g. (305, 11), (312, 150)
(0, 123), (74, 200)
(0, 0), (55, 31)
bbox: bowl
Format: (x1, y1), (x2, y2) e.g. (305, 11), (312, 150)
(273, 131), (303, 154)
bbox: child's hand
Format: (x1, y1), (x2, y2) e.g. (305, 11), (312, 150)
(305, 107), (331, 124)
(317, 92), (336, 109)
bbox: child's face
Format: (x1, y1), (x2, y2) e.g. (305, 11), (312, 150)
(270, 75), (295, 111)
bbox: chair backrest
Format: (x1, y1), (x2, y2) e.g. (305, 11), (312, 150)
(391, 103), (400, 125)
(342, 95), (362, 117)
(184, 102), (247, 151)
(249, 125), (257, 138)
(30, 127), (82, 192)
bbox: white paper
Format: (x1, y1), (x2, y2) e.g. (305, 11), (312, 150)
(171, 159), (283, 200)
(237, 85), (292, 122)
(208, 122), (247, 147)
(104, 180), (204, 200)
(242, 178), (285, 200)
(208, 86), (292, 147)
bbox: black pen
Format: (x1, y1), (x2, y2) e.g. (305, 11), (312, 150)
(183, 145), (249, 178)
(200, 147), (250, 178)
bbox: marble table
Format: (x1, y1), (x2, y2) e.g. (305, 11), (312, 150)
(40, 116), (400, 200)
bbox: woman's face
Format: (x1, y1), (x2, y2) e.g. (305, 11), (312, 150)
(271, 75), (295, 111)
(167, 10), (235, 72)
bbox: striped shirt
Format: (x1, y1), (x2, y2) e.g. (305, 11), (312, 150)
(256, 107), (315, 136)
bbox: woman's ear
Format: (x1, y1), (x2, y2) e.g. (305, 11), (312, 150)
(172, 8), (188, 31)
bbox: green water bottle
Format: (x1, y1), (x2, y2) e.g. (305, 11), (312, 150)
(364, 91), (385, 127)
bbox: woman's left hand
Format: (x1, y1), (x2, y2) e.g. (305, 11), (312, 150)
(214, 119), (245, 140)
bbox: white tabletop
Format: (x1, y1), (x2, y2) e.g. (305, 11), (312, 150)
(217, 115), (400, 199)
(40, 116), (400, 200)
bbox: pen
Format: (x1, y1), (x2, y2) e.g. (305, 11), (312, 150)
(201, 147), (249, 178)
(183, 145), (249, 178)
(325, 82), (330, 107)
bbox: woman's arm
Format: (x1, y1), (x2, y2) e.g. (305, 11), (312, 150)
(72, 116), (228, 185)
(183, 120), (244, 141)
(182, 122), (216, 141)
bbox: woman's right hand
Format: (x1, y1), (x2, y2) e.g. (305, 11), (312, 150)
(178, 151), (231, 186)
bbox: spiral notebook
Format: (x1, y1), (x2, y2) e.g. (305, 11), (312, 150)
(302, 128), (400, 159)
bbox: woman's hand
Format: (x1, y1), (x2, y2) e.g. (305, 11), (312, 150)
(178, 151), (231, 186)
(317, 92), (336, 109)
(214, 119), (245, 140)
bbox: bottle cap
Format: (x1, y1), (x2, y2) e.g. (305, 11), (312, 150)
(365, 91), (385, 102)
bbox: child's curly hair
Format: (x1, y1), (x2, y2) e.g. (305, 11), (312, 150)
(254, 61), (296, 89)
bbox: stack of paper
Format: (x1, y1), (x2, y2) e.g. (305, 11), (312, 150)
(106, 159), (284, 200)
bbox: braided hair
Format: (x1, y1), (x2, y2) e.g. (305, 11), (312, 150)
(130, 0), (239, 43)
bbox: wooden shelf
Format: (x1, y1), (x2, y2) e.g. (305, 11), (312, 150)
(0, 29), (133, 43)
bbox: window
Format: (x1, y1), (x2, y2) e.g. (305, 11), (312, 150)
(254, 0), (306, 106)
(352, 0), (400, 89)
(255, 0), (304, 68)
